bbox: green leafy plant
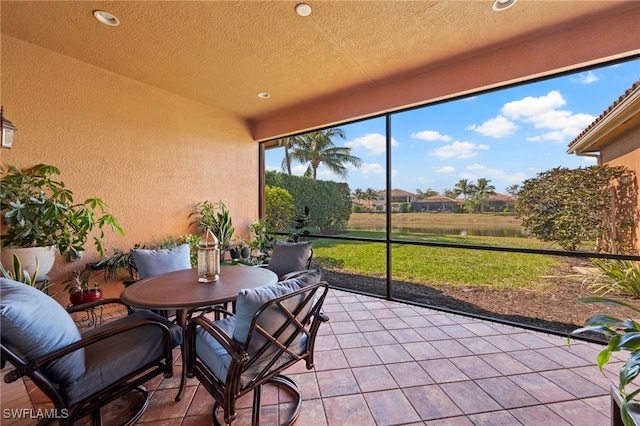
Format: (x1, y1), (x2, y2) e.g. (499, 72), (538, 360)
(189, 200), (234, 250)
(570, 297), (640, 426)
(1, 164), (124, 258)
(584, 259), (640, 298)
(514, 165), (631, 251)
(63, 268), (100, 293)
(0, 253), (54, 294)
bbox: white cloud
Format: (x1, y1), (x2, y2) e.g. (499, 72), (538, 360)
(527, 110), (595, 130)
(359, 162), (385, 175)
(494, 90), (596, 143)
(430, 141), (489, 160)
(572, 71), (599, 84)
(466, 164), (487, 171)
(467, 115), (518, 138)
(346, 133), (398, 155)
(410, 130), (452, 142)
(433, 166), (455, 173)
(501, 90), (566, 119)
(291, 164), (307, 175)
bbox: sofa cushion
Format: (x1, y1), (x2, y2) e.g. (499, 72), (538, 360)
(267, 240), (312, 279)
(0, 278), (85, 386)
(132, 243), (192, 279)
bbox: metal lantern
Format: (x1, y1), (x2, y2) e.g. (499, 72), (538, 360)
(198, 229), (220, 282)
(1, 106), (17, 149)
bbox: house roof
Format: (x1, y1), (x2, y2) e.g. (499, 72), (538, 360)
(414, 195), (458, 203)
(567, 80), (640, 155)
(2, 1), (638, 141)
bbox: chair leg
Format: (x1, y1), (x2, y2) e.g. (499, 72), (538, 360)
(91, 408), (102, 426)
(252, 385), (262, 426)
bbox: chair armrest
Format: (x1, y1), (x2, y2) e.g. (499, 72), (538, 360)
(66, 298), (133, 314)
(4, 316), (176, 382)
(187, 316), (248, 363)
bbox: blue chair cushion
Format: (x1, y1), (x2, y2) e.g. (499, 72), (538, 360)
(63, 310), (182, 405)
(131, 243), (192, 279)
(197, 314), (307, 387)
(195, 315), (236, 384)
(0, 278), (85, 386)
(278, 269), (322, 291)
(267, 240), (312, 279)
(232, 283), (296, 346)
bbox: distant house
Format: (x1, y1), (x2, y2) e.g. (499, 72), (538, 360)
(373, 189), (417, 212)
(485, 193), (517, 212)
(567, 80), (640, 253)
(411, 195), (460, 212)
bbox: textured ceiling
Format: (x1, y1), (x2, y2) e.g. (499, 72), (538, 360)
(1, 1), (639, 138)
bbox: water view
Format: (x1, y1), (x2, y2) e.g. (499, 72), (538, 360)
(349, 224), (526, 238)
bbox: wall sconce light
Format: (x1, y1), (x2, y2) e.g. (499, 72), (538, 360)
(1, 106), (17, 149)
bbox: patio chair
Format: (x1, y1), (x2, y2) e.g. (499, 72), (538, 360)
(0, 278), (182, 426)
(186, 279), (329, 425)
(126, 243), (193, 318)
(258, 240), (313, 281)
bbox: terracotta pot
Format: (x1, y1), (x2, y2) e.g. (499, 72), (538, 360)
(69, 288), (103, 305)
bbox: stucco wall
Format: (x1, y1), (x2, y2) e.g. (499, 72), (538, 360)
(1, 35), (260, 302)
(600, 126), (640, 253)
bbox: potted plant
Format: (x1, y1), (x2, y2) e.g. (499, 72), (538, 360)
(1, 164), (124, 279)
(63, 267), (103, 305)
(570, 258), (640, 425)
(189, 200), (234, 257)
(248, 219), (273, 262)
(0, 253), (54, 295)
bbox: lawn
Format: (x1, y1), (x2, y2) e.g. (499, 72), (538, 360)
(312, 213), (575, 291)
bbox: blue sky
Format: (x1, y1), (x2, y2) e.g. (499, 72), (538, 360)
(265, 59), (640, 195)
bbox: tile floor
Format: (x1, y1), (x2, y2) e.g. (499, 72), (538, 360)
(1, 288), (624, 425)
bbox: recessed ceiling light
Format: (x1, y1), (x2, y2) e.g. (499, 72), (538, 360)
(258, 92), (270, 99)
(492, 0), (517, 12)
(93, 10), (120, 26)
(295, 3), (312, 17)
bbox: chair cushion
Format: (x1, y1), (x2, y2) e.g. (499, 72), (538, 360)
(267, 240), (312, 279)
(197, 314), (306, 387)
(278, 269), (322, 291)
(63, 310), (182, 405)
(0, 278), (85, 386)
(132, 243), (192, 279)
(232, 283), (295, 346)
(195, 315), (236, 384)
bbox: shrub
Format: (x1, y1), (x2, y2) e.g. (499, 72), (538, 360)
(584, 259), (640, 298)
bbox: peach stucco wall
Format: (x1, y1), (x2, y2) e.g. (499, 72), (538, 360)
(1, 35), (260, 303)
(601, 126), (640, 252)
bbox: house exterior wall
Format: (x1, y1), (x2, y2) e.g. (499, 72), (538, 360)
(1, 35), (260, 303)
(600, 130), (640, 253)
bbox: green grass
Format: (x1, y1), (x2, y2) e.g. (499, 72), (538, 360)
(312, 231), (568, 291)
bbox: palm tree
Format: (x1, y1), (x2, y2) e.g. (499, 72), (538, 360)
(352, 188), (366, 205)
(275, 136), (302, 175)
(453, 179), (473, 200)
(364, 188), (378, 210)
(470, 178), (496, 212)
(288, 128), (361, 179)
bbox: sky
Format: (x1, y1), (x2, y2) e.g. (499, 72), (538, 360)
(265, 59), (640, 195)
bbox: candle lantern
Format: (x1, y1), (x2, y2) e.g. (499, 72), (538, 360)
(198, 229), (220, 282)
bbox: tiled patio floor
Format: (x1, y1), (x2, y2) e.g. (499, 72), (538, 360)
(1, 288), (624, 425)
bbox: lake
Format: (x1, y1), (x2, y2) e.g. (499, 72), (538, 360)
(349, 224), (527, 238)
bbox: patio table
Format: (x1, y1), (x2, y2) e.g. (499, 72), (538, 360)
(120, 264), (278, 401)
